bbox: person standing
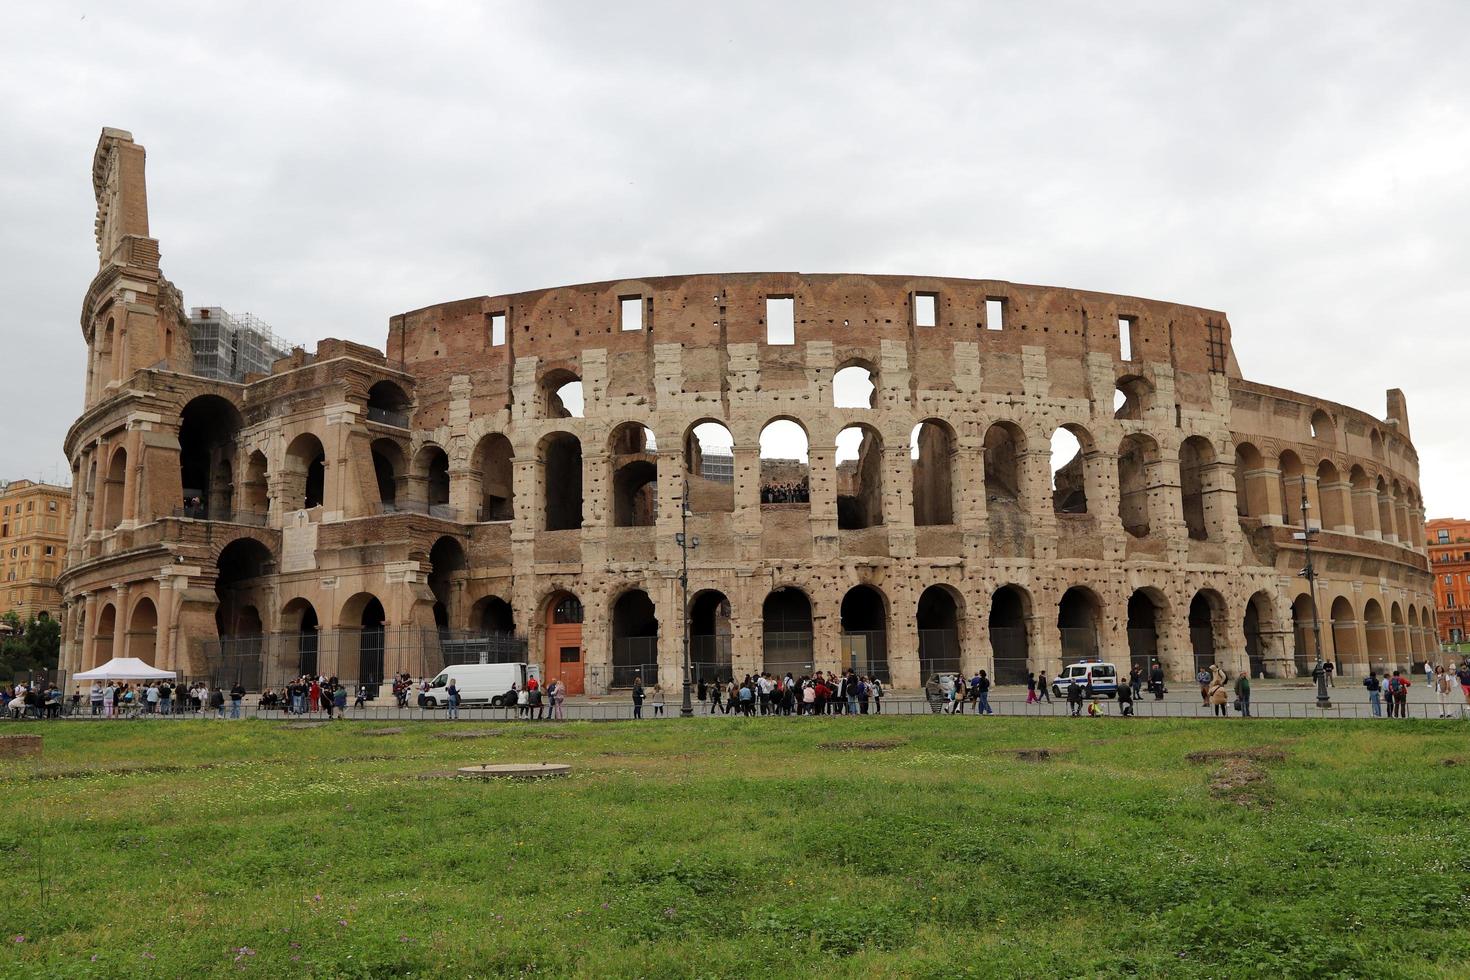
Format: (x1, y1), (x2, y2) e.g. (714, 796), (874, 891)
(1364, 671), (1381, 717)
(89, 682), (103, 716)
(1389, 670), (1410, 718)
(632, 674), (645, 720)
(159, 680), (173, 716)
(1149, 660), (1166, 700)
(871, 676), (884, 714)
(446, 678), (459, 720)
(1025, 673), (1037, 704)
(102, 682), (116, 719)
(1197, 666), (1212, 705)
(1037, 671), (1052, 703)
(1130, 665), (1144, 701)
(1234, 671), (1251, 718)
(209, 685), (226, 718)
(1324, 660), (1335, 688)
(229, 681), (245, 719)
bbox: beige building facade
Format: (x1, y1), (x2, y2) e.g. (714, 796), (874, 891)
(0, 480), (70, 621)
(57, 128), (1436, 689)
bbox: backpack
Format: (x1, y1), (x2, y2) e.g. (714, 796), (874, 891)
(1388, 676), (1402, 694)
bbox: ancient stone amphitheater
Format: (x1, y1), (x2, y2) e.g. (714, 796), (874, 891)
(58, 129), (1436, 692)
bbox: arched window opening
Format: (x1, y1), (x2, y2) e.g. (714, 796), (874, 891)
(242, 451), (270, 519)
(1245, 592), (1275, 678)
(989, 585), (1030, 684)
(412, 445), (451, 515)
(1188, 590), (1226, 674)
(759, 419), (809, 506)
(1349, 465), (1375, 535)
(475, 434), (515, 521)
(1126, 589), (1167, 677)
(1234, 443), (1264, 519)
(840, 585), (889, 680)
(1179, 436), (1214, 541)
(689, 590), (733, 681)
(284, 433), (326, 511)
(1328, 596), (1357, 673)
(610, 424), (658, 527)
(428, 536), (468, 631)
(910, 420), (954, 526)
(179, 395), (243, 519)
(94, 603), (117, 667)
(836, 425), (883, 529)
(1118, 433), (1160, 537)
(833, 364), (876, 409)
(1291, 594), (1318, 677)
(215, 538), (273, 638)
(366, 381), (411, 427)
(371, 439), (405, 512)
(103, 447), (128, 528)
(762, 588), (813, 677)
(282, 598), (319, 678)
(1376, 476), (1394, 541)
(1316, 459), (1347, 531)
(1057, 586), (1101, 662)
(477, 597), (516, 635)
(683, 421), (734, 513)
(1278, 451), (1306, 528)
(1050, 427), (1089, 515)
(984, 423), (1026, 555)
(611, 590), (658, 686)
(542, 370), (584, 419)
(541, 433), (583, 531)
(1309, 409), (1335, 443)
(1363, 598), (1389, 673)
(1114, 376), (1151, 420)
(916, 585), (962, 680)
(126, 598), (159, 663)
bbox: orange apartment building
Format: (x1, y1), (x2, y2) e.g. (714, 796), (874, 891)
(0, 479), (72, 621)
(1426, 517), (1470, 645)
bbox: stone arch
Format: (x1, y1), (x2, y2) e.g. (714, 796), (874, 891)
(610, 588), (658, 686)
(1390, 601), (1408, 667)
(609, 423), (658, 527)
(1114, 374), (1153, 420)
(1178, 435), (1215, 540)
(215, 537), (274, 638)
(413, 443), (451, 513)
(339, 592), (387, 689)
(840, 584), (889, 679)
(1234, 442), (1266, 519)
(989, 584), (1032, 682)
(541, 589), (584, 695)
(1188, 588), (1228, 674)
(366, 380), (412, 426)
(759, 417), (810, 506)
(371, 438), (407, 511)
(1363, 598), (1390, 673)
(94, 602), (117, 668)
(541, 368), (584, 419)
(910, 418), (955, 526)
(1051, 423), (1095, 515)
(1244, 590), (1277, 678)
(833, 361), (877, 409)
(1126, 587), (1170, 675)
(283, 432), (326, 511)
(281, 597), (320, 677)
(1057, 585), (1103, 662)
(1370, 428), (1384, 459)
(762, 586), (814, 676)
(472, 433), (515, 521)
(918, 583), (965, 679)
(179, 394), (243, 517)
(1329, 595), (1359, 672)
(1291, 593), (1318, 676)
(472, 595), (516, 635)
(1315, 459), (1348, 532)
(427, 535), (468, 629)
(540, 431), (583, 531)
(835, 423), (884, 529)
(984, 421), (1027, 553)
(683, 420), (735, 513)
(1118, 432), (1161, 537)
(689, 589), (733, 680)
(103, 445), (128, 528)
(1278, 450), (1305, 527)
(126, 597), (159, 663)
(1309, 408), (1335, 443)
(242, 449), (270, 518)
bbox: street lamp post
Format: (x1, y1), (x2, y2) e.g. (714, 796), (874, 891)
(676, 479), (699, 718)
(1297, 478), (1332, 709)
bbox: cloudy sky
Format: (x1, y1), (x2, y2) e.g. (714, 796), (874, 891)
(3, 1), (1467, 514)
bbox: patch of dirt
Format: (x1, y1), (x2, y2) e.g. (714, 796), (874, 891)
(434, 730), (504, 740)
(1441, 756), (1465, 767)
(361, 727), (405, 736)
(1209, 758), (1273, 807)
(1186, 746), (1287, 764)
(1007, 747), (1065, 762)
(820, 739), (907, 751)
(283, 723), (329, 730)
(416, 770), (461, 780)
(521, 731), (569, 740)
(330, 754), (397, 763)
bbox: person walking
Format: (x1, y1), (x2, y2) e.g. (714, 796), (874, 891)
(1388, 670), (1409, 718)
(1364, 670), (1381, 717)
(632, 674), (645, 720)
(1025, 672), (1037, 704)
(975, 670), (993, 715)
(1234, 671), (1251, 718)
(1209, 675), (1229, 717)
(1037, 671), (1051, 703)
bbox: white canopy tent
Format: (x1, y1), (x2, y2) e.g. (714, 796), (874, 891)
(73, 657), (177, 681)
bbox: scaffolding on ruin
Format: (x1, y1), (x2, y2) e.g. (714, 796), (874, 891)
(188, 307), (292, 382)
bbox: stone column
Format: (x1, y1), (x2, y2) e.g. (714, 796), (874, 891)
(79, 592), (98, 672)
(1352, 485), (1381, 539)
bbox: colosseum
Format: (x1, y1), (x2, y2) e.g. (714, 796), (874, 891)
(57, 128), (1437, 694)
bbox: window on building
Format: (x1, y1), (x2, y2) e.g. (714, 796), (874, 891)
(1437, 529), (1450, 543)
(1446, 575), (1453, 585)
(26, 501), (33, 512)
(620, 296), (643, 332)
(44, 546), (54, 556)
(985, 297), (1006, 331)
(1119, 316), (1136, 361)
(1449, 595), (1457, 609)
(48, 500), (56, 511)
(766, 296), (795, 345)
(489, 312), (506, 347)
(914, 292), (937, 328)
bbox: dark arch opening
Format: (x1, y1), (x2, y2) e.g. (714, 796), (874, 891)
(917, 585), (962, 680)
(1126, 589), (1166, 676)
(179, 395), (243, 518)
(911, 420), (955, 526)
(542, 433), (584, 531)
(611, 590), (658, 686)
(762, 588), (813, 677)
(836, 425), (884, 530)
(428, 536), (467, 630)
(1058, 586), (1101, 662)
(989, 585), (1030, 684)
(689, 590), (732, 681)
(371, 438), (405, 511)
(1189, 591), (1224, 673)
(367, 380), (411, 426)
(840, 585), (889, 679)
(476, 433), (515, 521)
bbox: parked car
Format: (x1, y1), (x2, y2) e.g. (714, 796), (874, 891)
(421, 662), (541, 707)
(1051, 661), (1119, 699)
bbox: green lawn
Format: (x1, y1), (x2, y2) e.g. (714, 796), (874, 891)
(5, 717), (1470, 978)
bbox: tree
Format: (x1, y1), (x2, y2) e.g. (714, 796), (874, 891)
(0, 612), (61, 680)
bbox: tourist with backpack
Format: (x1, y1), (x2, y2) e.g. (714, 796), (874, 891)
(1387, 671), (1409, 718)
(1364, 671), (1381, 717)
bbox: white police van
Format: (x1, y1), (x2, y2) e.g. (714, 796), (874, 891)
(1051, 661), (1119, 699)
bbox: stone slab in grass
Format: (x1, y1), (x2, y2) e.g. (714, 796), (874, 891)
(361, 727), (405, 736)
(457, 763), (571, 780)
(434, 729), (505, 739)
(819, 738), (907, 751)
(0, 735), (42, 758)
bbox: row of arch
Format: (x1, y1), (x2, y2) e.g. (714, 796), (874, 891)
(1235, 442), (1425, 543)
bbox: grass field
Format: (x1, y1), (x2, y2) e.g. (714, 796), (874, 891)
(5, 717), (1470, 978)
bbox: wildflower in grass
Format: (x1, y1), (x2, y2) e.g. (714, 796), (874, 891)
(11, 936), (25, 944)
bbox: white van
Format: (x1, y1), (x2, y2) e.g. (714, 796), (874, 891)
(422, 663), (541, 708)
(1051, 661), (1119, 699)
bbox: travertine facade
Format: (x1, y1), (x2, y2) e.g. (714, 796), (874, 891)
(58, 129), (1436, 690)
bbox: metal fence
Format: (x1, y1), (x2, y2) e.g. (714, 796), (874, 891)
(841, 630), (890, 682)
(918, 628), (962, 681)
(762, 630), (814, 677)
(197, 629), (528, 692)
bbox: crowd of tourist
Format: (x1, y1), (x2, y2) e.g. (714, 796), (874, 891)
(688, 671), (885, 715)
(1, 681), (64, 719)
(260, 675), (355, 716)
(760, 480), (810, 504)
